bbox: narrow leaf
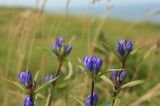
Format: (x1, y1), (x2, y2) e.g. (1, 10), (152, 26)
(100, 75), (113, 86)
(121, 80), (144, 89)
(64, 61), (73, 80)
(35, 77), (58, 94)
(7, 79), (25, 92)
(34, 71), (39, 81)
(69, 95), (85, 106)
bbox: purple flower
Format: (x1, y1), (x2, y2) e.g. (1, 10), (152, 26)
(119, 69), (126, 81)
(25, 71), (33, 85)
(64, 44), (72, 55)
(93, 58), (102, 74)
(19, 71), (33, 85)
(106, 103), (111, 106)
(125, 40), (133, 53)
(43, 76), (49, 83)
(111, 71), (118, 81)
(117, 39), (124, 56)
(43, 74), (54, 83)
(86, 92), (98, 106)
(56, 37), (64, 48)
(83, 56), (102, 74)
(19, 72), (26, 85)
(52, 44), (57, 53)
(24, 96), (34, 106)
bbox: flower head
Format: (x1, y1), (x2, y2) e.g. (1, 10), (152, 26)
(56, 37), (64, 48)
(119, 69), (126, 81)
(64, 44), (72, 55)
(86, 92), (98, 106)
(43, 74), (54, 83)
(83, 56), (102, 74)
(125, 40), (133, 53)
(24, 96), (34, 106)
(19, 71), (33, 86)
(111, 71), (118, 81)
(117, 39), (124, 56)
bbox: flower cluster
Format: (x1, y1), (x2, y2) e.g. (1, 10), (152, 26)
(83, 56), (102, 74)
(86, 92), (98, 106)
(117, 39), (133, 57)
(111, 69), (127, 83)
(43, 73), (54, 83)
(19, 71), (35, 106)
(52, 37), (72, 60)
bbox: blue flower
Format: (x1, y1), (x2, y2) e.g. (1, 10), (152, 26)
(24, 96), (34, 106)
(86, 92), (98, 106)
(19, 72), (26, 85)
(93, 58), (102, 74)
(83, 56), (102, 74)
(125, 40), (133, 53)
(119, 69), (126, 81)
(111, 71), (118, 81)
(64, 44), (72, 55)
(52, 44), (57, 53)
(117, 39), (124, 56)
(19, 71), (33, 85)
(25, 71), (33, 85)
(106, 103), (111, 106)
(56, 37), (64, 48)
(43, 74), (54, 83)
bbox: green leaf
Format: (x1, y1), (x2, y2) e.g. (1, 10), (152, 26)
(35, 77), (58, 94)
(64, 61), (73, 80)
(97, 69), (122, 77)
(121, 80), (144, 89)
(69, 95), (85, 106)
(36, 47), (57, 58)
(34, 71), (39, 82)
(7, 79), (25, 92)
(100, 75), (113, 86)
(55, 80), (68, 89)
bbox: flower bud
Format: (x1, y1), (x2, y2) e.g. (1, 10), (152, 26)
(119, 69), (126, 81)
(52, 44), (57, 54)
(83, 56), (92, 70)
(111, 71), (118, 81)
(93, 58), (102, 74)
(106, 104), (111, 106)
(19, 72), (26, 85)
(125, 40), (133, 54)
(64, 44), (72, 55)
(86, 92), (98, 106)
(56, 37), (64, 48)
(117, 39), (124, 56)
(24, 96), (34, 106)
(50, 74), (54, 80)
(43, 76), (49, 83)
(25, 71), (33, 85)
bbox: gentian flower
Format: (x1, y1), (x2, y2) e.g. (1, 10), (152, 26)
(119, 69), (126, 81)
(19, 71), (33, 86)
(86, 92), (98, 106)
(24, 96), (34, 106)
(83, 56), (102, 74)
(52, 44), (57, 54)
(19, 72), (26, 85)
(117, 39), (124, 56)
(43, 74), (54, 83)
(64, 44), (72, 55)
(125, 40), (133, 53)
(111, 71), (118, 81)
(56, 37), (64, 48)
(106, 104), (111, 106)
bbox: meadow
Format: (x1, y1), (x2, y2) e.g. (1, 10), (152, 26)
(0, 7), (160, 106)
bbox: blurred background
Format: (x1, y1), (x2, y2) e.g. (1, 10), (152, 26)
(0, 0), (160, 106)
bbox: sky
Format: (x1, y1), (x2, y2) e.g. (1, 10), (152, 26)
(0, 0), (160, 22)
(0, 0), (159, 7)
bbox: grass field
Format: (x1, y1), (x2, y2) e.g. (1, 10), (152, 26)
(0, 7), (160, 106)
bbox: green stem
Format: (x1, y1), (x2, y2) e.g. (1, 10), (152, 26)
(90, 80), (94, 105)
